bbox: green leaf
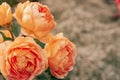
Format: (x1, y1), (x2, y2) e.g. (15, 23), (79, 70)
(0, 26), (4, 30)
(12, 22), (21, 37)
(0, 32), (12, 41)
(35, 68), (60, 80)
(2, 76), (5, 80)
(0, 0), (19, 7)
(51, 77), (59, 80)
(0, 32), (6, 40)
(34, 38), (45, 49)
(4, 37), (12, 41)
(35, 72), (50, 80)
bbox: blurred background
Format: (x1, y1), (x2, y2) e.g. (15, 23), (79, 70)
(1, 0), (120, 80)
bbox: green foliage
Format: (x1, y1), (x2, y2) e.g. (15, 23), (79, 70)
(0, 0), (19, 7)
(103, 0), (114, 5)
(1, 76), (5, 80)
(34, 38), (45, 49)
(12, 21), (21, 37)
(35, 72), (50, 80)
(0, 31), (6, 40)
(35, 69), (61, 80)
(0, 31), (12, 41)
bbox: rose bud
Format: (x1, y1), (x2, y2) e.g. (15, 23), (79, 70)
(0, 2), (12, 26)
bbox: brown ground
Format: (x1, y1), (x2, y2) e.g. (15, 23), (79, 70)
(41, 0), (120, 80)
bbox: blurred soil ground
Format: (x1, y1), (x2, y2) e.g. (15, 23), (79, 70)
(40, 0), (120, 80)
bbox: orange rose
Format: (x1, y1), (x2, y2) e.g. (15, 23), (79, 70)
(0, 2), (12, 26)
(0, 37), (48, 80)
(0, 30), (12, 43)
(0, 41), (12, 59)
(13, 1), (56, 43)
(45, 33), (76, 79)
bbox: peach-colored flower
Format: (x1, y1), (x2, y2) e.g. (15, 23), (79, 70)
(13, 1), (56, 43)
(0, 2), (12, 26)
(45, 33), (76, 79)
(0, 37), (48, 80)
(0, 30), (12, 43)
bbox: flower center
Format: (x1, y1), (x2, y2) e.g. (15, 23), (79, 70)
(38, 6), (47, 13)
(8, 48), (37, 75)
(38, 5), (52, 22)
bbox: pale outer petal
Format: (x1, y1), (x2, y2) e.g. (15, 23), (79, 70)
(22, 5), (34, 31)
(0, 41), (12, 73)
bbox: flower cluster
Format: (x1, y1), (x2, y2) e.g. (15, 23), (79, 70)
(0, 1), (76, 80)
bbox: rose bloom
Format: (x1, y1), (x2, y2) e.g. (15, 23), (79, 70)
(13, 1), (56, 43)
(0, 37), (48, 80)
(0, 2), (12, 26)
(45, 33), (76, 79)
(116, 0), (120, 4)
(0, 30), (12, 43)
